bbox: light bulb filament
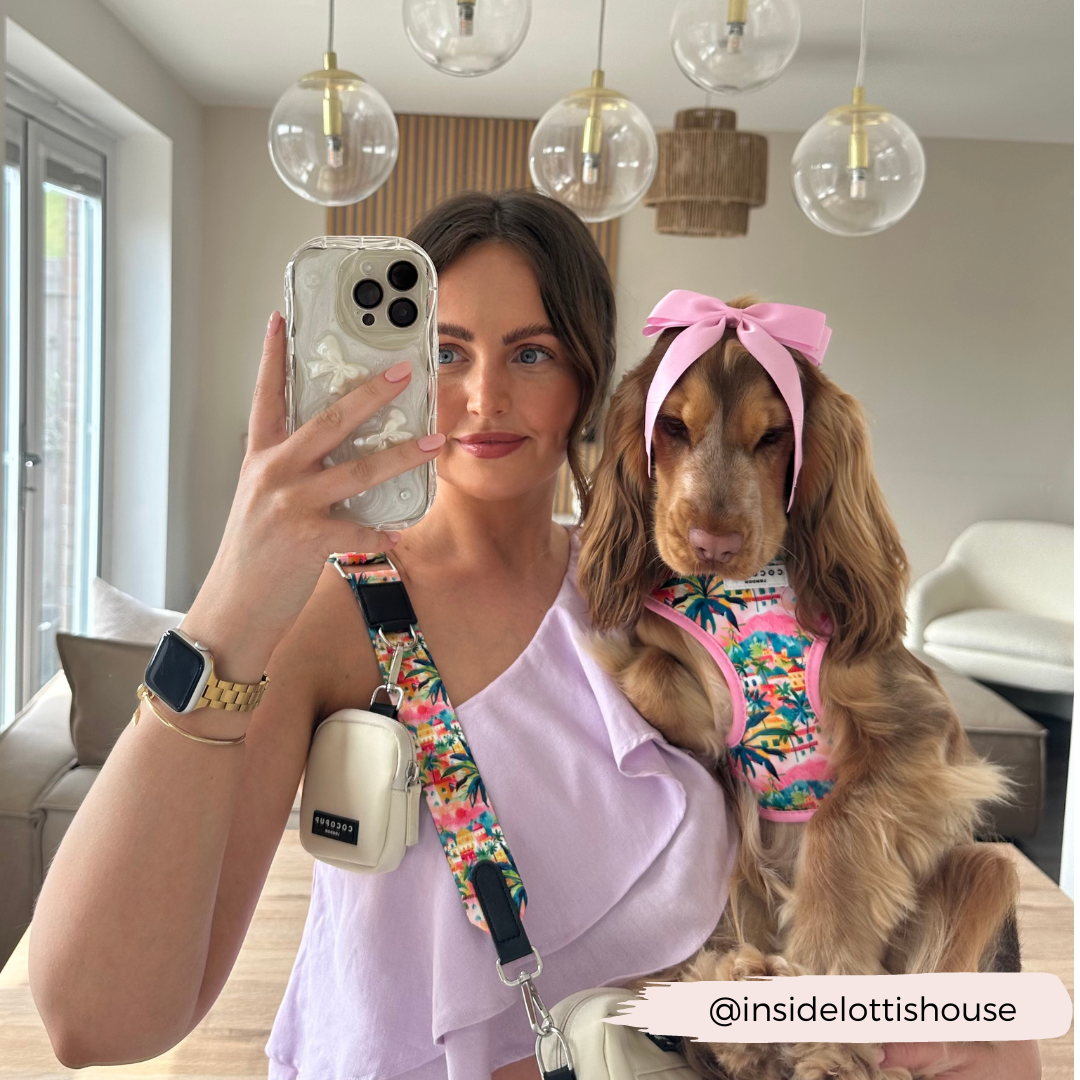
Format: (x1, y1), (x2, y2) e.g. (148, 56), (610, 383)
(458, 0), (475, 36)
(322, 50), (344, 168)
(848, 85), (868, 200)
(725, 0), (748, 53)
(581, 69), (605, 185)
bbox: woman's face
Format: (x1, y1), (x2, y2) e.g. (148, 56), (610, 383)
(434, 241), (581, 503)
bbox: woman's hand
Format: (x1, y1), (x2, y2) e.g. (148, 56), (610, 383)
(186, 310), (445, 678)
(880, 1038), (1041, 1078)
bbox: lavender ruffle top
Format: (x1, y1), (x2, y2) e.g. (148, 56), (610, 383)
(265, 532), (737, 1079)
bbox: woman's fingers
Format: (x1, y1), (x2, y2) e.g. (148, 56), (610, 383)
(290, 360), (416, 466)
(247, 311), (288, 453)
(881, 1040), (1041, 1079)
(310, 432), (446, 508)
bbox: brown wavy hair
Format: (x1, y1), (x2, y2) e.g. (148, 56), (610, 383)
(408, 190), (616, 516)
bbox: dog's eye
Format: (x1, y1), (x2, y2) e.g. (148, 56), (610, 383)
(657, 415), (690, 441)
(755, 427), (786, 451)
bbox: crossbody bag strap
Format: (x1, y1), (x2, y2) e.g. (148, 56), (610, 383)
(328, 550), (577, 1077)
(329, 551), (531, 933)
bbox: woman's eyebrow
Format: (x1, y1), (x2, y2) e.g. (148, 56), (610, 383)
(438, 322), (473, 341)
(503, 323), (556, 345)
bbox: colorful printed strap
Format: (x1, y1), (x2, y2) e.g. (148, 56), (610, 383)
(328, 551), (527, 934)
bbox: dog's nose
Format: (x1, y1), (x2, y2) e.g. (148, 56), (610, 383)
(688, 528), (743, 565)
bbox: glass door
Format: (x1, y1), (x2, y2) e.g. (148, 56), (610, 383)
(3, 109), (104, 723)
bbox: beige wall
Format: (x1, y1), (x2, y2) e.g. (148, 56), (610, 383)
(191, 114), (1072, 594)
(193, 107), (323, 600)
(614, 133), (1073, 581)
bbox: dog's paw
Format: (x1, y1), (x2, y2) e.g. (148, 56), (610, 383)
(685, 942), (799, 983)
(784, 1043), (910, 1080)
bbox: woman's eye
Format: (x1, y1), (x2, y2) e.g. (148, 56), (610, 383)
(658, 415), (689, 441)
(516, 346), (549, 365)
(437, 346), (458, 366)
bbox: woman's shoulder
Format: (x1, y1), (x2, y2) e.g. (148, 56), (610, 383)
(304, 558), (387, 721)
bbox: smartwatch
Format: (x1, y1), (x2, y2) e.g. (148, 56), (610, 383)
(144, 628), (269, 714)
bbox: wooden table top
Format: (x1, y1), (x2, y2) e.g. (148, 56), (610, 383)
(0, 835), (1072, 1078)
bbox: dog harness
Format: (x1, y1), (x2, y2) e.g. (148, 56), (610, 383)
(645, 560), (835, 821)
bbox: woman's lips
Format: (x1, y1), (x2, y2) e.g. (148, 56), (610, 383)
(454, 432), (527, 458)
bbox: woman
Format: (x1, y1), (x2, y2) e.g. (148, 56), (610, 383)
(27, 191), (1040, 1080)
(27, 191), (733, 1079)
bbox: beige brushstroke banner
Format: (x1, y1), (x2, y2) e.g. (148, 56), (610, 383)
(603, 973), (1072, 1043)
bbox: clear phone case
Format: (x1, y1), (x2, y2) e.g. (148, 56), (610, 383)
(284, 236), (438, 531)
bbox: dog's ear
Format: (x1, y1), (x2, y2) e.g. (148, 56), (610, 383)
(578, 342), (667, 629)
(786, 366), (909, 664)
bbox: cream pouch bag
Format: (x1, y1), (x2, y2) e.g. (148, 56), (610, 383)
(300, 707), (422, 873)
(546, 988), (696, 1080)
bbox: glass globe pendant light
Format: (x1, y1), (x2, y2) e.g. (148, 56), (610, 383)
(790, 0), (925, 236)
(528, 0), (658, 223)
(670, 0), (801, 96)
(269, 0), (399, 206)
(403, 0), (531, 77)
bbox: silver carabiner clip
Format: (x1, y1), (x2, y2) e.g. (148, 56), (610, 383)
(535, 1024), (575, 1077)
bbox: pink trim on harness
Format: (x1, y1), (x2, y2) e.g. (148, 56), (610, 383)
(646, 561), (835, 820)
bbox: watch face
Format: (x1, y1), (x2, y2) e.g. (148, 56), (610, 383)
(145, 631), (208, 712)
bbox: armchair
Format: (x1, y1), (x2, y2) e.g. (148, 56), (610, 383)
(906, 520), (1073, 699)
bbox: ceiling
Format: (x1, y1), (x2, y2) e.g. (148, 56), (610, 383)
(96, 0), (1072, 142)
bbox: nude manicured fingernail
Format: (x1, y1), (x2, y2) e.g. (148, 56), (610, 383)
(417, 433), (446, 452)
(384, 531), (402, 545)
(385, 360), (413, 383)
(266, 311), (281, 337)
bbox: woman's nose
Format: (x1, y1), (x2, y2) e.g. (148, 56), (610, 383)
(464, 356), (512, 417)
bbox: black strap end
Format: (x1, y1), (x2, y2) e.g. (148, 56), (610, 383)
(469, 859), (532, 967)
(353, 580), (417, 634)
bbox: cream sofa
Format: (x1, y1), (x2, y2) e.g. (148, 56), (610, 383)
(905, 520), (1073, 701)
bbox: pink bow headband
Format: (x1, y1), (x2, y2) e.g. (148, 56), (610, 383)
(642, 290), (832, 513)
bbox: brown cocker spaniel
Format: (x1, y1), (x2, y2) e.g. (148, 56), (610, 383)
(577, 297), (1020, 1080)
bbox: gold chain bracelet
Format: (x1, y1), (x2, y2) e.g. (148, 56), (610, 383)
(132, 683), (247, 746)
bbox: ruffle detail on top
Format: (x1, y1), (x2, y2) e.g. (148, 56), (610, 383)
(265, 532), (737, 1080)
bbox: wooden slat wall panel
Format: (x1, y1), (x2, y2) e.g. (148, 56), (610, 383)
(326, 113), (619, 280)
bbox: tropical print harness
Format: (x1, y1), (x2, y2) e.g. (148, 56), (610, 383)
(644, 560), (835, 821)
(329, 552), (525, 933)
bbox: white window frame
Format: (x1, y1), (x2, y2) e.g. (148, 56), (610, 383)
(2, 71), (115, 726)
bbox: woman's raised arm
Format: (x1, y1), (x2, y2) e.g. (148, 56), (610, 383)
(27, 313), (443, 1066)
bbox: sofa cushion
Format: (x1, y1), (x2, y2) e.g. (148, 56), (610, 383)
(0, 671), (75, 815)
(923, 643), (1073, 695)
(924, 608), (1073, 667)
(91, 576), (184, 645)
(55, 634), (155, 767)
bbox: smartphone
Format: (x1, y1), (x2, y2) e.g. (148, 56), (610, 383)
(284, 236), (438, 531)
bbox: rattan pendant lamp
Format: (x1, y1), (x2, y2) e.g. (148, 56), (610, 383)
(644, 105), (767, 236)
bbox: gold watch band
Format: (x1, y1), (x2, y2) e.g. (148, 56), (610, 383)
(194, 663), (270, 712)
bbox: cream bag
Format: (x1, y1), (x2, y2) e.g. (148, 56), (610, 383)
(544, 988), (695, 1079)
(299, 707), (422, 873)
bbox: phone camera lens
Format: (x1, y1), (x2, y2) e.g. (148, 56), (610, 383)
(387, 260), (419, 291)
(362, 313), (375, 326)
(387, 298), (418, 328)
(353, 279), (383, 309)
